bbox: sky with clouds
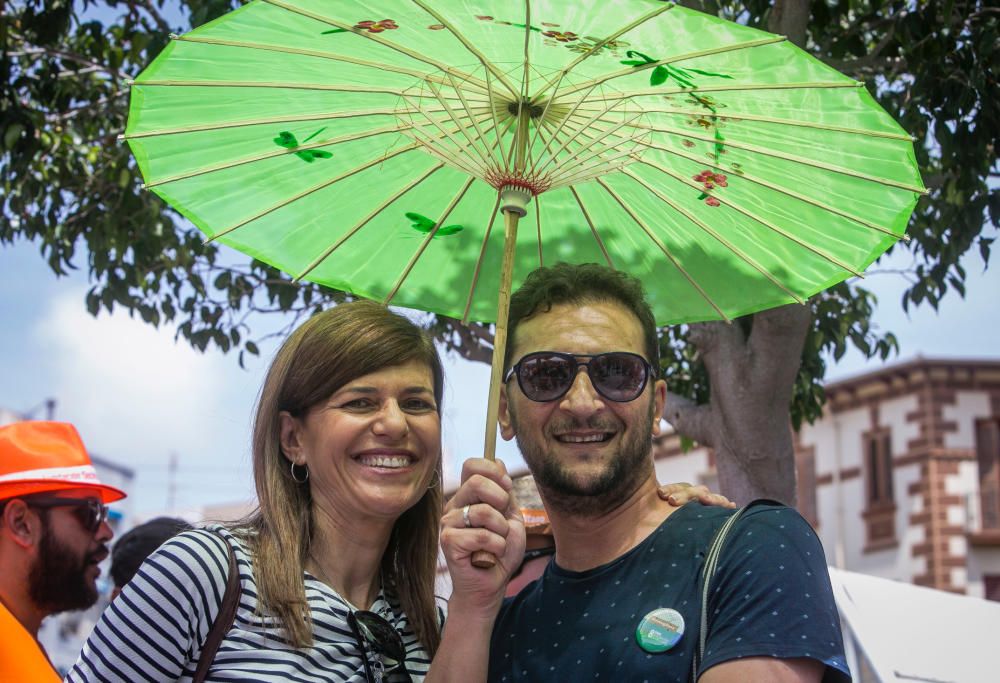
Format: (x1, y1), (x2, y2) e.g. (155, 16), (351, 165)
(1, 234), (997, 518)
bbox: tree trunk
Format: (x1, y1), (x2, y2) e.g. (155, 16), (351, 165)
(676, 0), (721, 15)
(660, 0), (814, 507)
(769, 0), (811, 47)
(663, 304), (812, 506)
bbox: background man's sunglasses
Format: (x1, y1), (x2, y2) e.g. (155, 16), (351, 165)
(504, 351), (656, 403)
(348, 610), (412, 683)
(26, 496), (108, 533)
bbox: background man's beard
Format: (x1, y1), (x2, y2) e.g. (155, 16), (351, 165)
(515, 409), (654, 517)
(29, 530), (103, 613)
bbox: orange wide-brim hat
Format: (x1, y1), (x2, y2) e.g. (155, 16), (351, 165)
(0, 421), (126, 503)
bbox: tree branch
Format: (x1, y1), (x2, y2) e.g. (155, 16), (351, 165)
(8, 39), (132, 83)
(825, 55), (907, 76)
(432, 318), (494, 365)
(768, 0), (810, 48)
(820, 16), (903, 77)
(816, 8), (898, 56)
(663, 391), (715, 447)
(689, 319), (750, 397)
(747, 303), (811, 388)
(687, 319), (745, 359)
(136, 0), (173, 34)
(968, 8), (1000, 22)
(45, 93), (128, 122)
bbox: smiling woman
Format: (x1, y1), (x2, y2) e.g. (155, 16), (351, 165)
(251, 302), (447, 658)
(65, 300), (519, 683)
(280, 360), (442, 534)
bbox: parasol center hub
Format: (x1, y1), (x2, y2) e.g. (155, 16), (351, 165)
(507, 101), (547, 119)
(396, 67), (650, 192)
(499, 185), (532, 217)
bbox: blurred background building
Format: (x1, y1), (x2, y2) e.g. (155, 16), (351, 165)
(654, 356), (1000, 601)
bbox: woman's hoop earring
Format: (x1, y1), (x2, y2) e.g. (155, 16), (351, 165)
(427, 470), (441, 490)
(290, 460), (309, 484)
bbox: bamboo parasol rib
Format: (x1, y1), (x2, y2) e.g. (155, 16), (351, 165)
(261, 0), (501, 95)
(635, 156), (867, 275)
(384, 177), (477, 303)
(569, 186), (615, 269)
(295, 163), (446, 282)
(598, 177), (730, 321)
(206, 144), (420, 242)
(171, 34), (491, 95)
(530, 2), (676, 103)
(410, 0), (520, 98)
(461, 194), (503, 325)
(619, 168), (805, 303)
(122, 106), (414, 138)
(141, 124), (412, 188)
(553, 35), (787, 99)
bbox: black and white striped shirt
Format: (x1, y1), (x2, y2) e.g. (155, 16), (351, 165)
(67, 526), (438, 682)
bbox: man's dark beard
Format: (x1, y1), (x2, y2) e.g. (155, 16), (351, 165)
(513, 400), (655, 517)
(28, 517), (104, 613)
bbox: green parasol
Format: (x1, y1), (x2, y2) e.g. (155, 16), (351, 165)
(124, 0), (924, 466)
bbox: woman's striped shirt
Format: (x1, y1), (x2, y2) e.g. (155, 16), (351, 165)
(66, 526), (439, 682)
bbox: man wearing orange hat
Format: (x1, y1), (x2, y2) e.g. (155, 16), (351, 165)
(0, 421), (125, 681)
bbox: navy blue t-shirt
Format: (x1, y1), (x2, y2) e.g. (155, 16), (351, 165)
(489, 502), (850, 682)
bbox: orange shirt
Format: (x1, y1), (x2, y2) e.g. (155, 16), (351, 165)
(0, 599), (60, 682)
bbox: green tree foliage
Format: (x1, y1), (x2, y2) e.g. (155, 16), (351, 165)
(2, 1), (996, 417)
(1, 0), (349, 366)
(665, 0), (997, 430)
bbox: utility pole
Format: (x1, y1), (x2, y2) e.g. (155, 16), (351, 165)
(167, 452), (178, 513)
(19, 397), (57, 420)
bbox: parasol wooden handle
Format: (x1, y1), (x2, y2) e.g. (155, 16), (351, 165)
(472, 208), (520, 570)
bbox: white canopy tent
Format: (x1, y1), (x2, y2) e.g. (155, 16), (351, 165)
(829, 567), (1000, 683)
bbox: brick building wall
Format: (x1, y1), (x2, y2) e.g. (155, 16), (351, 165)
(653, 358), (1000, 599)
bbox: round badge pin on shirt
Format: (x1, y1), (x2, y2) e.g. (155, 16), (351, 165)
(636, 607), (685, 653)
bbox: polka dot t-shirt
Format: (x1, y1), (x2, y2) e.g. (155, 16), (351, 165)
(488, 502), (850, 682)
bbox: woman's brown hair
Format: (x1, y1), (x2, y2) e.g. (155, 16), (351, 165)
(233, 300), (444, 653)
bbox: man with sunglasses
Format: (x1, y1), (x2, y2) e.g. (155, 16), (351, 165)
(0, 421), (123, 680)
(444, 263), (849, 682)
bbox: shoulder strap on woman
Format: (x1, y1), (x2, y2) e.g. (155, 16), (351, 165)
(691, 499), (781, 682)
(192, 532), (240, 683)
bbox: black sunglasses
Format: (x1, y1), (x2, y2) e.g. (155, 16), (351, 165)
(348, 610), (412, 683)
(504, 351), (656, 403)
(26, 496), (109, 533)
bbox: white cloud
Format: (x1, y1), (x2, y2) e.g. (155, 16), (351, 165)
(36, 290), (219, 455)
(439, 350), (525, 490)
(826, 246), (1000, 380)
(31, 288), (259, 513)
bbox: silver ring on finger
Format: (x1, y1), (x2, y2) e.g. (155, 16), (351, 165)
(462, 504), (472, 528)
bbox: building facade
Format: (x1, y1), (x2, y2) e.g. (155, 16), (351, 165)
(653, 358), (1000, 601)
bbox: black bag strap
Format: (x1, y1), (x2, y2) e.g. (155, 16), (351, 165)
(193, 532), (240, 683)
(692, 499), (780, 682)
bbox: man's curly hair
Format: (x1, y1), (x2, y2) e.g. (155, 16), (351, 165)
(505, 263), (659, 372)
